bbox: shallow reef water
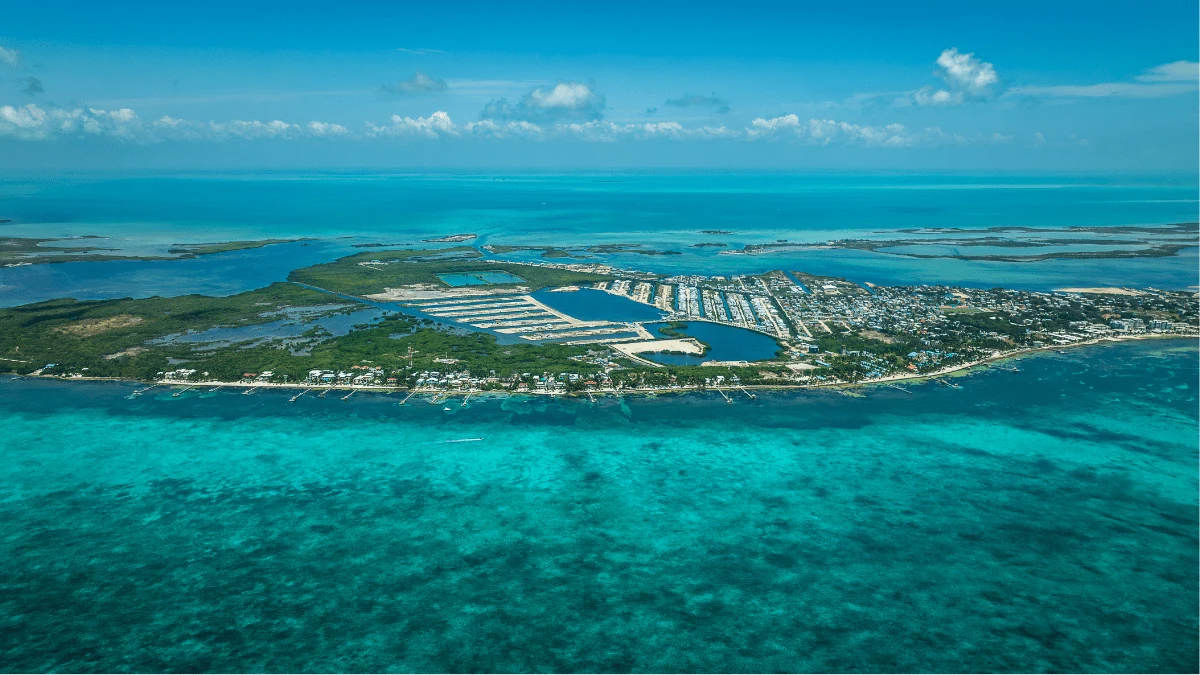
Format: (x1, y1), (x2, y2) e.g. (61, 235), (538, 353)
(0, 340), (1195, 672)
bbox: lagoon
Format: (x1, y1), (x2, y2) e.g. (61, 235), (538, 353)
(645, 321), (782, 364)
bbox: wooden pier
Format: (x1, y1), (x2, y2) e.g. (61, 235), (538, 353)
(131, 384), (158, 397)
(885, 383), (912, 394)
(737, 386), (756, 399)
(317, 387), (333, 398)
(242, 386), (259, 395)
(398, 390), (418, 405)
(934, 378), (961, 389)
(289, 388), (312, 402)
(461, 393), (471, 407)
(716, 388), (732, 404)
(171, 385), (195, 397)
(340, 389), (355, 401)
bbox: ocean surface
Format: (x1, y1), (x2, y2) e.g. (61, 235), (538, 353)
(0, 340), (1196, 672)
(1, 172), (1198, 305)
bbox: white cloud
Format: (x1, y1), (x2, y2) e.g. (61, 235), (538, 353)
(748, 113), (801, 135)
(1009, 60), (1198, 99)
(464, 119), (544, 138)
(899, 48), (998, 106)
(209, 119), (299, 140)
(367, 111), (457, 138)
(0, 104), (142, 140)
(380, 72), (448, 95)
(1009, 82), (1196, 98)
(910, 87), (962, 106)
(747, 115), (917, 146)
(0, 103), (356, 142)
(0, 102), (1001, 150)
(0, 46), (18, 67)
(307, 121), (350, 137)
(936, 48), (997, 93)
(1136, 60), (1199, 82)
(481, 82), (606, 122)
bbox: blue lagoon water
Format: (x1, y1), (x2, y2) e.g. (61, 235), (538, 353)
(0, 341), (1195, 672)
(0, 239), (359, 306)
(533, 288), (666, 322)
(646, 321), (782, 365)
(1, 172), (1197, 300)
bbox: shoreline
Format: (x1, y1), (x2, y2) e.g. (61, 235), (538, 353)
(10, 333), (1193, 399)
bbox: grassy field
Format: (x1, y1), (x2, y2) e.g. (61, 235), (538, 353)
(289, 248), (614, 295)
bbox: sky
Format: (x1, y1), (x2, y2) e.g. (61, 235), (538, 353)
(0, 0), (1197, 170)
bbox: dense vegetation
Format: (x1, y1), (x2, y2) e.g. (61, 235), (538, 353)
(288, 247), (614, 295)
(0, 283), (345, 377)
(1, 236), (300, 266)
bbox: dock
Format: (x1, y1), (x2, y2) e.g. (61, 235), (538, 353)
(340, 389), (355, 401)
(737, 386), (756, 399)
(289, 388), (312, 402)
(131, 384), (158, 397)
(587, 391), (596, 403)
(934, 378), (961, 389)
(318, 387), (333, 398)
(398, 390), (418, 405)
(242, 386), (259, 395)
(171, 385), (195, 397)
(716, 388), (732, 404)
(885, 383), (912, 394)
(461, 393), (471, 407)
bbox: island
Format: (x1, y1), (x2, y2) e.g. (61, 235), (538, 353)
(1, 236), (304, 266)
(1, 246), (1195, 397)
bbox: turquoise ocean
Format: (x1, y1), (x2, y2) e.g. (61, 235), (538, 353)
(0, 341), (1195, 672)
(0, 173), (1197, 671)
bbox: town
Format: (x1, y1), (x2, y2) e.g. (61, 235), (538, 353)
(128, 256), (1199, 398)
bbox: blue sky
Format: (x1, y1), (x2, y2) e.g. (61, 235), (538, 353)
(1, 0), (1196, 170)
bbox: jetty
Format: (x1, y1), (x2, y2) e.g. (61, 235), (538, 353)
(318, 387), (333, 398)
(934, 378), (961, 389)
(995, 364), (1021, 372)
(398, 390), (418, 405)
(737, 386), (756, 399)
(340, 389), (355, 401)
(289, 388), (312, 402)
(461, 393), (471, 407)
(716, 388), (732, 404)
(242, 386), (259, 395)
(885, 383), (912, 394)
(131, 384), (158, 397)
(171, 385), (195, 397)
